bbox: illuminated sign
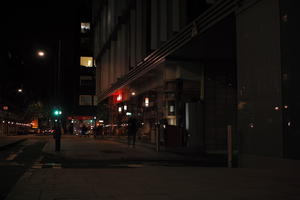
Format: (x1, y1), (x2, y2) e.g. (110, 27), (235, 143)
(31, 119), (39, 129)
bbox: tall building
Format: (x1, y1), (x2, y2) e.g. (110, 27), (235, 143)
(68, 1), (97, 135)
(91, 0), (300, 168)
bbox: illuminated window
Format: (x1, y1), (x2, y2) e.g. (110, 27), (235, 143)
(81, 22), (90, 33)
(80, 56), (93, 67)
(168, 101), (175, 115)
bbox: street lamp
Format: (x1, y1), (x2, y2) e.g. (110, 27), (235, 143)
(37, 50), (45, 57)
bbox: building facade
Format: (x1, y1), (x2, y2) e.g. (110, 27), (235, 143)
(91, 0), (300, 167)
(68, 2), (97, 135)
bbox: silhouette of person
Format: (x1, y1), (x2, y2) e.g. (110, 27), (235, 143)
(81, 124), (88, 136)
(94, 124), (103, 138)
(127, 116), (138, 148)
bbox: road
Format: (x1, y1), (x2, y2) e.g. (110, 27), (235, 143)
(0, 137), (47, 199)
(1, 135), (300, 200)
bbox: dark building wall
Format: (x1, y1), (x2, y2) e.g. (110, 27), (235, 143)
(280, 0), (300, 159)
(237, 0), (283, 165)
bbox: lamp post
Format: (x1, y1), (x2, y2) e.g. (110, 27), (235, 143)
(36, 40), (62, 118)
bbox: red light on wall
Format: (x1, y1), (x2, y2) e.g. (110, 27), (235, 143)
(116, 94), (122, 102)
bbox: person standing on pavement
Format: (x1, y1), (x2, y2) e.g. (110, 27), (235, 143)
(127, 116), (138, 148)
(94, 124), (103, 139)
(53, 123), (62, 152)
(81, 124), (88, 137)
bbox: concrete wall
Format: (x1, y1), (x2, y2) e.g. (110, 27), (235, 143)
(236, 0), (283, 166)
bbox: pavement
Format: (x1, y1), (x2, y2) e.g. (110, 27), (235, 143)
(41, 135), (206, 163)
(3, 135), (300, 200)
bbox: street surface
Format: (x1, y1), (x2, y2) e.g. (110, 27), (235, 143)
(0, 135), (299, 200)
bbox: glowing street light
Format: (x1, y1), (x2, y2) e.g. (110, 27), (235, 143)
(145, 97), (149, 107)
(37, 50), (45, 57)
(17, 88), (23, 93)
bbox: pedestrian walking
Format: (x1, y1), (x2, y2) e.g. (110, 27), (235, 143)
(127, 116), (138, 148)
(160, 118), (168, 146)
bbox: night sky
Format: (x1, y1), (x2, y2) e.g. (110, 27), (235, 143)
(3, 1), (84, 113)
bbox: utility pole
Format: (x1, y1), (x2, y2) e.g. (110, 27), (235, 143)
(55, 39), (62, 106)
(53, 42), (62, 152)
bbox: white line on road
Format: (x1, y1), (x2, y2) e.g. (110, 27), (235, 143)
(5, 149), (23, 161)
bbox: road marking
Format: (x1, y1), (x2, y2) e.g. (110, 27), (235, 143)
(0, 162), (24, 166)
(31, 162), (62, 169)
(6, 154), (18, 161)
(32, 164), (43, 169)
(127, 164), (144, 168)
(30, 155), (62, 169)
(5, 149), (24, 161)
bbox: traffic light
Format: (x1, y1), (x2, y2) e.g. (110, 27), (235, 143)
(53, 109), (62, 116)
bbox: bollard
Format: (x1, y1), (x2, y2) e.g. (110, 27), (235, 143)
(156, 124), (160, 152)
(227, 125), (232, 168)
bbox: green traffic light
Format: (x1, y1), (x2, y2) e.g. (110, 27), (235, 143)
(53, 109), (62, 116)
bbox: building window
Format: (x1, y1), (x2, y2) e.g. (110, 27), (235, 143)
(168, 101), (175, 116)
(81, 22), (90, 33)
(93, 96), (98, 106)
(80, 56), (93, 67)
(79, 95), (92, 106)
(79, 95), (97, 106)
(80, 37), (89, 46)
(80, 76), (94, 86)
